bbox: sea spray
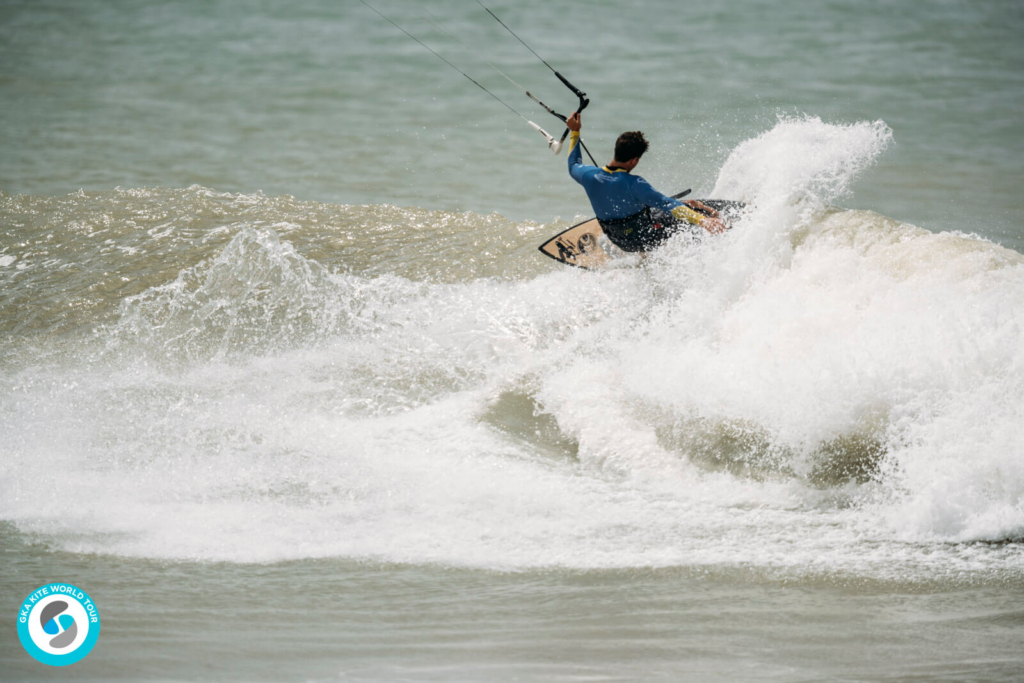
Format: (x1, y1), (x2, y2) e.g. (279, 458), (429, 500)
(711, 115), (893, 211)
(686, 116), (895, 304)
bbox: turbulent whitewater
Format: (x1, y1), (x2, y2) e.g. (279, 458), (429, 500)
(2, 117), (1023, 577)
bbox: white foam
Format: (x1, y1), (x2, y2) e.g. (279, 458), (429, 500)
(2, 117), (1023, 578)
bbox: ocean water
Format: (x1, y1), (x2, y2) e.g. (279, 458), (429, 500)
(2, 0), (1024, 680)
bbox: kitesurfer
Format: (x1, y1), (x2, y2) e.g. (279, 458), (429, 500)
(566, 112), (726, 253)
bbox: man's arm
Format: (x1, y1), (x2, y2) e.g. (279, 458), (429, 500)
(684, 200), (719, 218)
(633, 178), (728, 234)
(631, 176), (684, 214)
(566, 112), (588, 184)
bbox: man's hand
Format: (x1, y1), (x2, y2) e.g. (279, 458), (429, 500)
(702, 217), (728, 235)
(685, 199), (719, 218)
(566, 111), (581, 132)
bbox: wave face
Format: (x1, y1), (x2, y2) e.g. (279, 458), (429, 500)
(2, 117), (1023, 578)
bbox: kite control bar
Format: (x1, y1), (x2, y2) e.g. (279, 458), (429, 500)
(523, 72), (593, 161)
(550, 71), (591, 157)
(555, 71), (589, 114)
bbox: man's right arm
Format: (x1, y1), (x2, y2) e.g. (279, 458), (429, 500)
(567, 130), (587, 183)
(566, 111), (587, 184)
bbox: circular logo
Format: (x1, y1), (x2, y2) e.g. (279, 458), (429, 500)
(577, 233), (597, 253)
(17, 583), (100, 666)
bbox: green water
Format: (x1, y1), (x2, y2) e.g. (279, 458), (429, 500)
(2, 0), (1022, 240)
(5, 534), (1024, 682)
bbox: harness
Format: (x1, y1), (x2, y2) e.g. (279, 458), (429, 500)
(599, 207), (699, 252)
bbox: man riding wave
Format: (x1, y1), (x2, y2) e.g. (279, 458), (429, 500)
(566, 111), (726, 253)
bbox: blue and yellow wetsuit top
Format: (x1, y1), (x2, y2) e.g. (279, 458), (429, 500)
(567, 130), (705, 252)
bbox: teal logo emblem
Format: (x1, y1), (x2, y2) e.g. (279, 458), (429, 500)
(17, 583), (100, 666)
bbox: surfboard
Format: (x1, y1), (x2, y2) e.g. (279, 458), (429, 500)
(538, 199), (746, 269)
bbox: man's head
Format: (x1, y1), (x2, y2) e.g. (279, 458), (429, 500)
(614, 131), (649, 163)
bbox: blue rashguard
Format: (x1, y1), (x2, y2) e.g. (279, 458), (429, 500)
(567, 131), (706, 251)
(567, 131), (682, 219)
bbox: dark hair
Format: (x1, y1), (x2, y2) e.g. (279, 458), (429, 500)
(614, 131), (649, 162)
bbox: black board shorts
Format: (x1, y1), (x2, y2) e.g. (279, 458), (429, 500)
(598, 207), (701, 253)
